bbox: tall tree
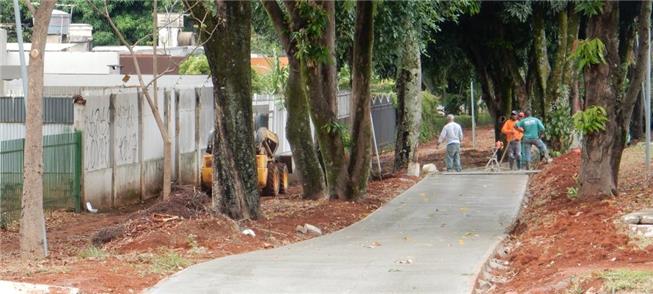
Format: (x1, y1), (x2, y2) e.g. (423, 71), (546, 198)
(184, 0), (260, 219)
(262, 1), (348, 198)
(392, 8), (423, 172)
(20, 0), (57, 259)
(343, 0), (374, 199)
(531, 3), (581, 115)
(261, 1), (327, 200)
(299, 1), (350, 199)
(578, 1), (651, 197)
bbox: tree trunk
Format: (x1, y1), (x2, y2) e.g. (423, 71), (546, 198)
(304, 1), (350, 198)
(545, 9), (569, 106)
(343, 0), (374, 201)
(580, 2), (621, 197)
(631, 95), (644, 140)
(192, 1), (259, 219)
(286, 57), (327, 199)
(20, 0), (56, 259)
(393, 23), (422, 172)
(532, 7), (549, 100)
(580, 0), (651, 198)
(261, 1), (327, 200)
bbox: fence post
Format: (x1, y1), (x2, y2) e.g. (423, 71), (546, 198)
(175, 90), (181, 182)
(109, 93), (116, 208)
(194, 88), (201, 186)
(138, 90), (145, 202)
(73, 131), (82, 213)
(73, 96), (86, 208)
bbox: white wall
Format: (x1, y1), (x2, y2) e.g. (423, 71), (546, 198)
(7, 51), (119, 74)
(0, 124), (74, 141)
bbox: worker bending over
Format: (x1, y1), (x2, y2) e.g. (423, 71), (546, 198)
(515, 111), (552, 169)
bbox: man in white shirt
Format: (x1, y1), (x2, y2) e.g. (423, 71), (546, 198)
(438, 114), (463, 172)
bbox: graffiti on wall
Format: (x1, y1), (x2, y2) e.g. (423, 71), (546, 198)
(85, 102), (110, 171)
(114, 97), (138, 165)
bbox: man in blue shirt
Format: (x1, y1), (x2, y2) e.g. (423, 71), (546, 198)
(515, 111), (552, 169)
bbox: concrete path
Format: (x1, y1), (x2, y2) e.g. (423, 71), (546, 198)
(149, 174), (528, 294)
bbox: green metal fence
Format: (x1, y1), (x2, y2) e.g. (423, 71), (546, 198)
(0, 131), (82, 224)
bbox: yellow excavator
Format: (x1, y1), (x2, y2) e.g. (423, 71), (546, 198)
(201, 127), (289, 196)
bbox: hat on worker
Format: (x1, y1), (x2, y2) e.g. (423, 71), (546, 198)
(510, 110), (518, 116)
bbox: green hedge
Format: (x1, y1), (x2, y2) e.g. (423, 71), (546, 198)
(420, 113), (493, 142)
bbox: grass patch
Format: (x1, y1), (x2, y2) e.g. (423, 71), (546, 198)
(78, 245), (108, 260)
(600, 269), (653, 293)
(150, 249), (190, 274)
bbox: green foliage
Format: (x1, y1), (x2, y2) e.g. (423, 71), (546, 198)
(545, 96), (574, 152)
(180, 54), (287, 95)
(251, 32), (282, 55)
(501, 2), (532, 23)
(566, 186), (578, 200)
(442, 93), (467, 115)
(64, 0), (168, 46)
(419, 91), (492, 142)
(571, 38), (607, 71)
(336, 0), (473, 78)
(573, 106), (609, 135)
(292, 2), (329, 63)
(370, 78), (396, 94)
(150, 249), (190, 274)
(179, 55), (210, 75)
(78, 245), (108, 260)
(322, 121), (350, 148)
(251, 54), (288, 95)
(600, 269), (653, 293)
(252, 70), (265, 94)
(251, 1), (281, 55)
(575, 1), (604, 17)
(338, 65), (352, 90)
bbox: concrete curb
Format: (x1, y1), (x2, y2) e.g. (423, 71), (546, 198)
(470, 174), (532, 293)
(441, 170), (540, 176)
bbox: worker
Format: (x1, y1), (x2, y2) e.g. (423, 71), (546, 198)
(501, 111), (523, 170)
(438, 114), (464, 172)
(515, 111), (552, 169)
(518, 112), (527, 168)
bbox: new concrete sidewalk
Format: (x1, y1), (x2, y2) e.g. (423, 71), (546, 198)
(149, 174), (528, 294)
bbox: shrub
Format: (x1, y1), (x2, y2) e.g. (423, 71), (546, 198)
(573, 106), (608, 135)
(545, 96), (574, 152)
(79, 245), (108, 260)
(150, 250), (191, 274)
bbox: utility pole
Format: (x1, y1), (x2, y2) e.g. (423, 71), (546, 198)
(470, 80), (476, 149)
(12, 0), (29, 103)
(646, 25), (651, 184)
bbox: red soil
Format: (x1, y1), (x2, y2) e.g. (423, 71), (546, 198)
(493, 149), (653, 293)
(0, 127), (495, 293)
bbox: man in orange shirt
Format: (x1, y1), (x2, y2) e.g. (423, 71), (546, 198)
(501, 110), (524, 170)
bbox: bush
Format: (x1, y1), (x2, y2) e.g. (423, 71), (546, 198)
(545, 96), (574, 152)
(179, 55), (209, 75)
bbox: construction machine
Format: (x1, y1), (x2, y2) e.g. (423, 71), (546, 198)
(201, 127), (289, 196)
